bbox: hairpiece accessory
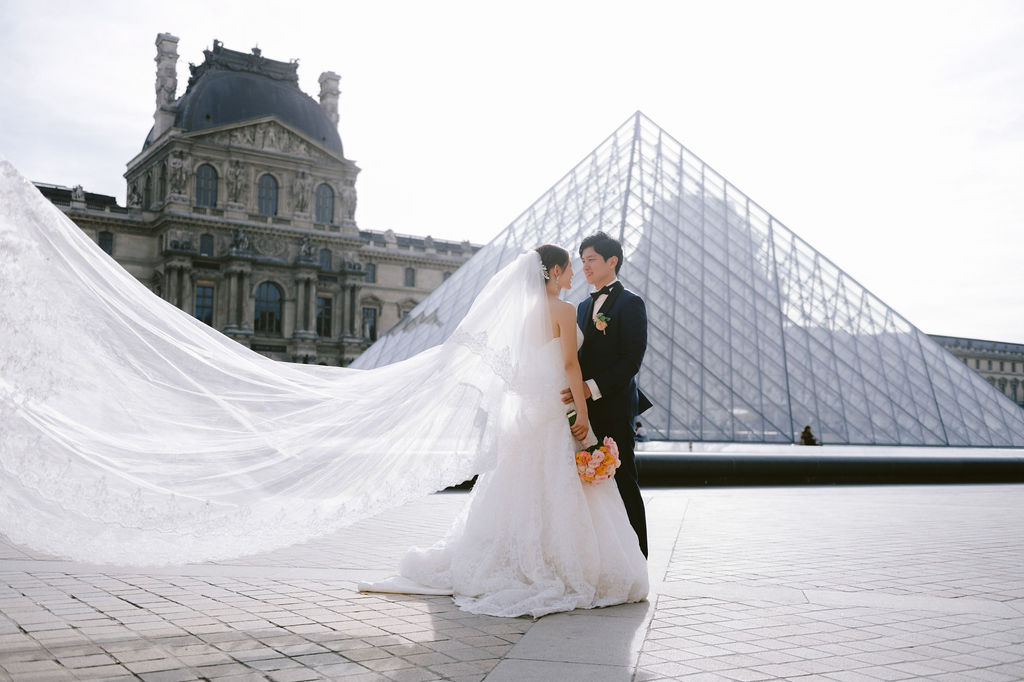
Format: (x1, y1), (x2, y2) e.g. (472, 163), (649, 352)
(541, 263), (550, 281)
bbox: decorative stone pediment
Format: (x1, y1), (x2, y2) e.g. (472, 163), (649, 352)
(191, 119), (341, 164)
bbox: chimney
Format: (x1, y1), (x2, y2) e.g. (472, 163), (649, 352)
(318, 71), (340, 127)
(153, 33), (179, 140)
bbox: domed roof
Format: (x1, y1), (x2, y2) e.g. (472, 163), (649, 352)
(145, 42), (343, 156)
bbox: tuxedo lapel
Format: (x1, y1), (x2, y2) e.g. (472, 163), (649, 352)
(599, 285), (624, 319)
(583, 296), (597, 342)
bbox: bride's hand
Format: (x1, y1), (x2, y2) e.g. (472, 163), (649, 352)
(570, 420), (588, 442)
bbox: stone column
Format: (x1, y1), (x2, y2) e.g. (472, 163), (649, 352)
(226, 270), (239, 329)
(181, 266), (194, 315)
(241, 270), (253, 331)
(165, 266), (179, 307)
(153, 33), (179, 140)
(294, 276), (307, 333)
(349, 286), (358, 336)
(318, 71), (340, 127)
(308, 279), (318, 335)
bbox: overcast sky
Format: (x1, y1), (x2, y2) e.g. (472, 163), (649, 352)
(1, 0), (1022, 343)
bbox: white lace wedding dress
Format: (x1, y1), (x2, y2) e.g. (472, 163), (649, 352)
(363, 328), (649, 618)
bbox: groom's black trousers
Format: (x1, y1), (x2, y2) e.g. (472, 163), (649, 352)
(605, 426), (648, 558)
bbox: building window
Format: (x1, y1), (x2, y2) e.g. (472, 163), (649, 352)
(144, 175), (152, 209)
(315, 183), (334, 224)
(404, 267), (415, 287)
(988, 360), (993, 371)
(362, 307), (378, 341)
(97, 231), (114, 255)
(442, 271), (452, 281)
(194, 284), (214, 326)
(199, 233), (214, 257)
(195, 164), (218, 207)
(254, 282), (283, 335)
(257, 174), (278, 216)
(364, 263), (376, 283)
(316, 296), (333, 338)
(1000, 361), (1005, 372)
(319, 248), (332, 271)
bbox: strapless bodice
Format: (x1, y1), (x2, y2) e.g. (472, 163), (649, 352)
(548, 325), (584, 350)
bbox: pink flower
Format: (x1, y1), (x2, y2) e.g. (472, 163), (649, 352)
(574, 437), (620, 485)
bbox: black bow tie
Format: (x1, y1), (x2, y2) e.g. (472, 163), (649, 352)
(590, 282), (619, 300)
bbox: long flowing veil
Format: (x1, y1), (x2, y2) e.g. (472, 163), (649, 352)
(0, 156), (554, 565)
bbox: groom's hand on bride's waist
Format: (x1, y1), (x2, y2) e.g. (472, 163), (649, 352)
(560, 384), (593, 404)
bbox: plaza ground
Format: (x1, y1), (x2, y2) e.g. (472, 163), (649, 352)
(1, 484), (1022, 681)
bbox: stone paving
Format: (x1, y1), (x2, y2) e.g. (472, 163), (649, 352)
(1, 485), (1022, 681)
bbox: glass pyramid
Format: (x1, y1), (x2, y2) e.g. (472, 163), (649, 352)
(354, 112), (1024, 446)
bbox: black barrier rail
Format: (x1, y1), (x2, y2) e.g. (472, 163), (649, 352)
(636, 453), (1024, 486)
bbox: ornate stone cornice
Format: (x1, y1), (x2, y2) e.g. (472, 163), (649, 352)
(186, 41), (298, 92)
(356, 246), (471, 269)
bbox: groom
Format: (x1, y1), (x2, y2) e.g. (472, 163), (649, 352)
(562, 231), (649, 558)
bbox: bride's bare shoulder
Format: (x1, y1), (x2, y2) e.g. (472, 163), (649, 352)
(550, 299), (575, 322)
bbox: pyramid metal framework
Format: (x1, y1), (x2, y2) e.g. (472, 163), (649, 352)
(354, 112), (1024, 446)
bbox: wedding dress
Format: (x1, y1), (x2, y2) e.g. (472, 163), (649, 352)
(362, 327), (649, 618)
(0, 155), (646, 614)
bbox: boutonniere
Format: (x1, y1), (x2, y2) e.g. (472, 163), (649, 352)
(593, 312), (611, 334)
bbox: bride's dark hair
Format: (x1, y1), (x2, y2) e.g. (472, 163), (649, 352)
(534, 244), (569, 281)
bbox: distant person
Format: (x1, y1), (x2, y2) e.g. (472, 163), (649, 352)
(635, 421), (649, 442)
(800, 425), (819, 446)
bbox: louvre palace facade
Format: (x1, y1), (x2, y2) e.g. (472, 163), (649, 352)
(36, 34), (476, 365)
(929, 335), (1024, 408)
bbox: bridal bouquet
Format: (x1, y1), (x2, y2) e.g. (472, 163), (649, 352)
(567, 409), (621, 485)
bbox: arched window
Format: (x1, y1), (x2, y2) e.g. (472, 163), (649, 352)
(362, 306), (378, 341)
(404, 267), (415, 287)
(315, 183), (334, 224)
(199, 233), (214, 257)
(364, 263), (376, 283)
(254, 282), (283, 335)
(195, 164), (218, 207)
(98, 231), (114, 255)
(257, 174), (278, 216)
(319, 248), (332, 271)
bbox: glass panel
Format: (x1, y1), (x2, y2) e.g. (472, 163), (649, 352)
(194, 285), (214, 326)
(316, 297), (332, 338)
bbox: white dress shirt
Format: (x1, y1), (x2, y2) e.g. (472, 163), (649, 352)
(582, 278), (619, 401)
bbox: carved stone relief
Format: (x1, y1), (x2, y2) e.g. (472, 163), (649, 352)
(297, 235), (316, 261)
(208, 123), (319, 161)
(168, 151), (189, 197)
(226, 160), (249, 205)
(230, 228), (252, 252)
(292, 171), (312, 213)
(253, 234), (287, 258)
(127, 181), (142, 208)
(340, 182), (357, 221)
(166, 228), (194, 251)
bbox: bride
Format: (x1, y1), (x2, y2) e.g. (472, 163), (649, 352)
(362, 245), (648, 617)
(0, 158), (646, 618)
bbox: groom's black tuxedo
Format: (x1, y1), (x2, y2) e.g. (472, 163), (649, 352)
(577, 281), (649, 558)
